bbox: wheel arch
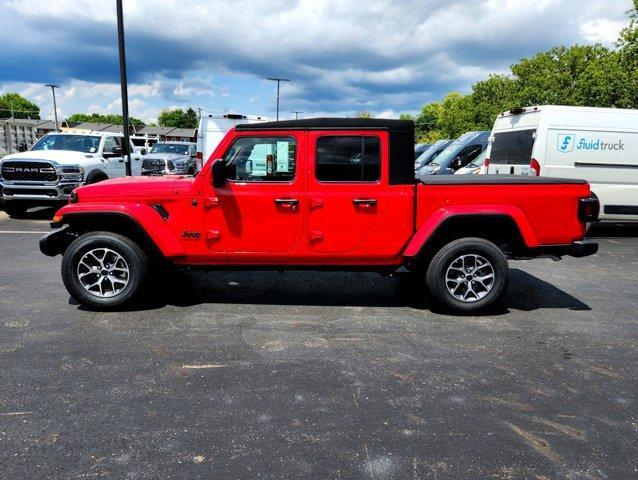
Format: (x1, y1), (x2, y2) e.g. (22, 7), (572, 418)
(404, 212), (533, 266)
(85, 169), (109, 184)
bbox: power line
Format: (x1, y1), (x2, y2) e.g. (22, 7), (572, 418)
(291, 110), (303, 119)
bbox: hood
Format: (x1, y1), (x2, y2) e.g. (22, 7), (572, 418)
(1, 150), (97, 164)
(75, 175), (193, 201)
(143, 152), (190, 162)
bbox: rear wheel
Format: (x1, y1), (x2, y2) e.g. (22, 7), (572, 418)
(425, 237), (508, 313)
(61, 231), (148, 309)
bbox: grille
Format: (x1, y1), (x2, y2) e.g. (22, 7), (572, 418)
(3, 187), (59, 197)
(142, 158), (166, 174)
(1, 161), (58, 182)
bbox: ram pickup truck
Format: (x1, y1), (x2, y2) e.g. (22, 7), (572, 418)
(40, 118), (599, 312)
(1, 131), (143, 217)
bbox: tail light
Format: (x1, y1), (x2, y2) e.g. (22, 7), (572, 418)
(196, 152), (203, 160)
(529, 158), (541, 176)
(578, 197), (599, 223)
(484, 157), (490, 172)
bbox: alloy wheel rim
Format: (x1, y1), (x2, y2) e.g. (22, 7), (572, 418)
(77, 248), (130, 298)
(445, 254), (495, 302)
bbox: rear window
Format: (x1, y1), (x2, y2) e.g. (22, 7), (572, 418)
(490, 129), (536, 165)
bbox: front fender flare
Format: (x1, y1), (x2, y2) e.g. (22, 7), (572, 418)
(52, 203), (186, 258)
(403, 205), (539, 258)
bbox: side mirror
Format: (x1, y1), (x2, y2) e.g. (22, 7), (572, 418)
(141, 148), (147, 155)
(212, 159), (227, 188)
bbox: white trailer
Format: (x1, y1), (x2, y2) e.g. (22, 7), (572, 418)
(196, 113), (267, 170)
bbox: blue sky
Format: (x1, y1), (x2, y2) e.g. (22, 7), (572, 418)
(0, 0), (631, 123)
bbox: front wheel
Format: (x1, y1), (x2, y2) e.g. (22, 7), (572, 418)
(61, 232), (148, 309)
(425, 237), (508, 313)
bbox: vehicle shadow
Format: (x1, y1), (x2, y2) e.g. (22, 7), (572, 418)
(0, 205), (59, 220)
(87, 266), (589, 314)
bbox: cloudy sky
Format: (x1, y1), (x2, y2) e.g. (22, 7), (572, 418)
(0, 0), (631, 123)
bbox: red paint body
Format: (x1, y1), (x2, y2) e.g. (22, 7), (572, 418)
(54, 127), (591, 267)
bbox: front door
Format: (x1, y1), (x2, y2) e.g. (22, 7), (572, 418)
(307, 132), (388, 254)
(203, 134), (305, 258)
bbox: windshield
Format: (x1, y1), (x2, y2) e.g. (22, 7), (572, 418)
(415, 140), (449, 167)
(150, 143), (190, 155)
(429, 133), (478, 167)
(32, 134), (101, 153)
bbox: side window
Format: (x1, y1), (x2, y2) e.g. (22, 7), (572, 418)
(103, 136), (117, 154)
(316, 136), (380, 182)
(222, 137), (296, 182)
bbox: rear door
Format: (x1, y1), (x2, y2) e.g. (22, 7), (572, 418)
(488, 128), (536, 175)
(307, 131), (387, 254)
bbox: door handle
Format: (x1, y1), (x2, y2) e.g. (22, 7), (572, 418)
(274, 198), (299, 210)
(353, 198), (377, 207)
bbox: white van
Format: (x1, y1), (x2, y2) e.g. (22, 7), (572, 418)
(485, 105), (638, 222)
(196, 114), (267, 171)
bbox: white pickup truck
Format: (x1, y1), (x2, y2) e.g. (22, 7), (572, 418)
(0, 131), (141, 217)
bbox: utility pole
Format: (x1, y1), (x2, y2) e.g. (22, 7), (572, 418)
(116, 0), (132, 176)
(266, 77), (290, 121)
(45, 84), (61, 130)
(291, 111), (303, 119)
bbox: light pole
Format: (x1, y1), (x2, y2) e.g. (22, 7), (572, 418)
(291, 111), (303, 119)
(45, 84), (61, 130)
(116, 0), (132, 176)
(266, 77), (290, 121)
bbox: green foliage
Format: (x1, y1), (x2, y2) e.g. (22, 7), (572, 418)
(353, 111), (372, 118)
(158, 108), (199, 128)
(66, 112), (145, 127)
(0, 92), (40, 119)
(403, 3), (638, 139)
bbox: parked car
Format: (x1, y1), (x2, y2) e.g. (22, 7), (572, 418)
(414, 143), (431, 159)
(417, 131), (490, 177)
(131, 134), (158, 154)
(455, 150), (487, 175)
(485, 105), (638, 222)
(41, 118), (598, 313)
(0, 131), (141, 218)
(141, 142), (197, 176)
(415, 139), (452, 173)
(197, 113), (267, 171)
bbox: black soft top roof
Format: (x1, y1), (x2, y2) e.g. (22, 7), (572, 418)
(236, 118), (415, 185)
(235, 117), (413, 132)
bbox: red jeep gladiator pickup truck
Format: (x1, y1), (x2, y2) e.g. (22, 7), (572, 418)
(40, 118), (599, 312)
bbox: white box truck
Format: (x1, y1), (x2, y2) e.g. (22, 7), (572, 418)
(196, 114), (267, 171)
(485, 105), (638, 222)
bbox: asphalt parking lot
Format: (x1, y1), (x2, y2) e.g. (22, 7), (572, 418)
(0, 210), (636, 479)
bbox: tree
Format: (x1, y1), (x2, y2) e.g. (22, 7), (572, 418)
(66, 112), (145, 127)
(158, 108), (199, 128)
(617, 0), (638, 106)
(353, 111), (372, 118)
(0, 92), (40, 119)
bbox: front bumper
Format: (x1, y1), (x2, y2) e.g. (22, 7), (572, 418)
(40, 226), (75, 256)
(1, 181), (81, 201)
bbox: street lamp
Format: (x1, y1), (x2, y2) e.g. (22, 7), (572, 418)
(45, 84), (61, 130)
(266, 77), (290, 121)
(116, 0), (132, 176)
(291, 111), (303, 119)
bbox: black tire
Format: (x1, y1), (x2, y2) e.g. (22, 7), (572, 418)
(61, 231), (148, 309)
(86, 172), (108, 184)
(425, 237), (508, 313)
(2, 202), (28, 218)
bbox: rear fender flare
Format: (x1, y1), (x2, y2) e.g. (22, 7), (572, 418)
(403, 205), (538, 258)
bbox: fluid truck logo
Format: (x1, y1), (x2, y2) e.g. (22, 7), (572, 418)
(557, 133), (624, 153)
(557, 133), (575, 153)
